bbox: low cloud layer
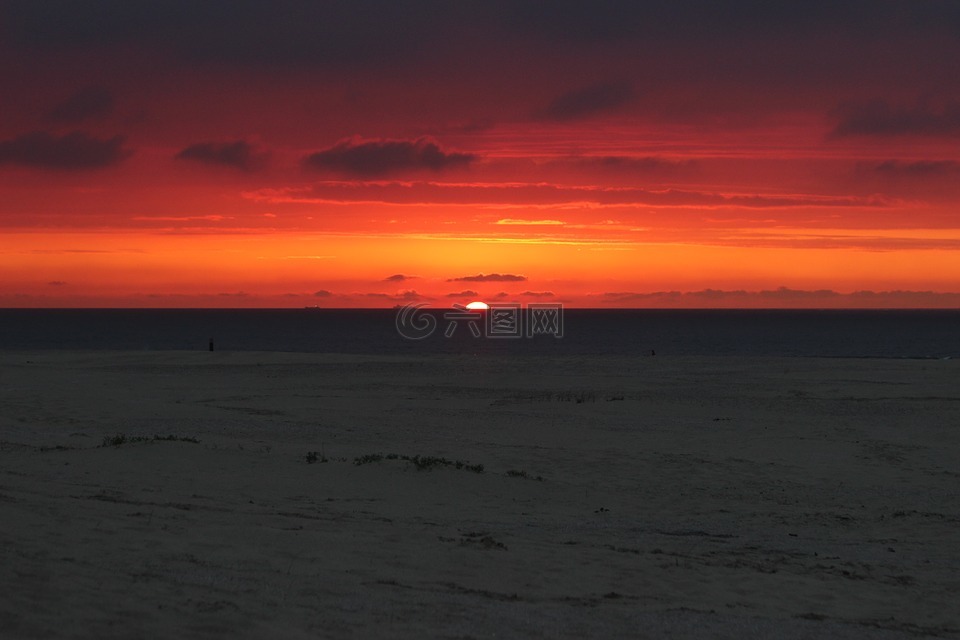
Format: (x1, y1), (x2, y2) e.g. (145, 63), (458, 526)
(870, 160), (960, 177)
(176, 140), (265, 171)
(832, 101), (960, 137)
(598, 287), (960, 308)
(448, 273), (527, 282)
(302, 137), (476, 177)
(47, 86), (113, 123)
(250, 181), (881, 210)
(535, 82), (633, 121)
(364, 290), (424, 301)
(0, 131), (131, 169)
(564, 155), (697, 175)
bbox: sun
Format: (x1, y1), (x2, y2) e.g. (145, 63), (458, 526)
(465, 301), (489, 310)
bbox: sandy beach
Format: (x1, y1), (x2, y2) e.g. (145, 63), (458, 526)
(1, 351), (958, 639)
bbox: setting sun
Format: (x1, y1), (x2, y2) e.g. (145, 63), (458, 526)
(465, 301), (489, 311)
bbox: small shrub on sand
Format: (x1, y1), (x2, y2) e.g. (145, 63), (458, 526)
(506, 469), (544, 481)
(555, 391), (596, 403)
(102, 434), (128, 447)
(353, 453), (483, 473)
(305, 451), (329, 464)
(153, 434), (200, 443)
(100, 434), (199, 448)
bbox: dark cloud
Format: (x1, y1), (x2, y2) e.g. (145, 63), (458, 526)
(848, 160), (960, 200)
(5, 3), (957, 51)
(562, 155), (698, 176)
(384, 274), (414, 282)
(870, 160), (960, 177)
(535, 82), (633, 121)
(4, 3), (960, 138)
(1, 0), (464, 68)
(176, 140), (266, 171)
(602, 291), (679, 300)
(846, 290), (960, 303)
(5, 1), (960, 80)
(519, 290), (554, 297)
(0, 131), (131, 170)
(602, 288), (803, 302)
(504, 1), (643, 43)
(48, 86), (113, 123)
(604, 287), (836, 301)
(47, 280), (68, 286)
(302, 137), (476, 177)
(683, 289), (744, 299)
(456, 119), (496, 133)
(504, 1), (960, 43)
(448, 273), (527, 282)
(313, 289), (332, 297)
(446, 290), (478, 297)
(831, 101), (960, 137)
(598, 287), (960, 308)
(365, 290), (424, 301)
(757, 286), (840, 299)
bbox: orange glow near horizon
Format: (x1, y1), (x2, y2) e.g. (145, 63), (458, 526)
(3, 221), (960, 307)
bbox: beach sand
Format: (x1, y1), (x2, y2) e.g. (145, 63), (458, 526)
(1, 351), (958, 638)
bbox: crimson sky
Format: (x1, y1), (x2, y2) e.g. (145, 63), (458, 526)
(2, 1), (960, 307)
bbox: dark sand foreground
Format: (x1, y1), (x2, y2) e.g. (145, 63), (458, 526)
(1, 352), (958, 638)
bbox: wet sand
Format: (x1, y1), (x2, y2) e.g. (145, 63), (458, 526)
(1, 351), (958, 638)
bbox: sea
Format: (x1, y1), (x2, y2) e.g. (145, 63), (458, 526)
(0, 309), (958, 358)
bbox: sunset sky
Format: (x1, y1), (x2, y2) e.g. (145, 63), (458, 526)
(2, 1), (960, 307)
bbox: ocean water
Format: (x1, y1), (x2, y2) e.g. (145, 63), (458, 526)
(0, 309), (958, 358)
